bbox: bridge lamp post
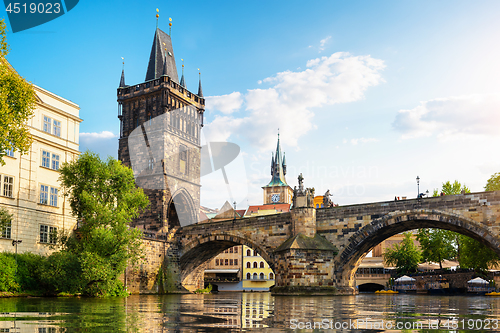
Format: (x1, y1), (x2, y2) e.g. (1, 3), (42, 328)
(416, 176), (420, 199)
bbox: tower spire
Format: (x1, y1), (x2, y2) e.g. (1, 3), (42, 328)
(119, 57), (126, 87)
(156, 8), (159, 29)
(197, 68), (203, 97)
(180, 59), (186, 87)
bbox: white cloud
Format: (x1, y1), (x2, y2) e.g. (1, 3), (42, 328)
(204, 52), (385, 151)
(350, 137), (379, 145)
(393, 94), (500, 140)
(80, 131), (117, 140)
(319, 36), (331, 52)
(205, 92), (243, 114)
(79, 131), (118, 158)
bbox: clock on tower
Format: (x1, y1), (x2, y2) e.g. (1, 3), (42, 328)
(271, 194), (280, 203)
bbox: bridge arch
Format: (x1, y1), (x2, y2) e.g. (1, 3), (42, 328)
(167, 188), (196, 228)
(180, 233), (275, 288)
(335, 209), (500, 289)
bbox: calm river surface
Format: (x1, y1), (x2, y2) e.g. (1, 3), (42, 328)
(1, 293), (500, 332)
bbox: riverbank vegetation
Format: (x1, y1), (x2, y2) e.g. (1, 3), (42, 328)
(0, 152), (149, 297)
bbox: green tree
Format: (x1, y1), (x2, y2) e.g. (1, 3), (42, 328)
(0, 19), (36, 165)
(432, 180), (470, 197)
(485, 172), (500, 192)
(458, 235), (500, 271)
(59, 151), (149, 296)
(416, 229), (457, 269)
(383, 232), (422, 276)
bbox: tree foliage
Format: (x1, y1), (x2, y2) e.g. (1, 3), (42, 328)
(383, 232), (422, 276)
(58, 151), (149, 296)
(0, 19), (36, 165)
(485, 172), (500, 192)
(458, 235), (500, 271)
(432, 180), (470, 197)
(416, 229), (457, 268)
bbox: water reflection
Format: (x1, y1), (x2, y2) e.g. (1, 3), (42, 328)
(0, 294), (499, 332)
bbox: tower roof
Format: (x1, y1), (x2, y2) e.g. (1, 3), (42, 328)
(119, 68), (126, 87)
(264, 134), (288, 187)
(145, 28), (179, 82)
(198, 77), (203, 97)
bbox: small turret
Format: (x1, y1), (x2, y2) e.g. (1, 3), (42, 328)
(119, 68), (126, 87)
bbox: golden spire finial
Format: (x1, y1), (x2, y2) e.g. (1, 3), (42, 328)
(156, 9), (159, 29)
(169, 17), (172, 36)
(121, 57), (124, 69)
(181, 58), (184, 68)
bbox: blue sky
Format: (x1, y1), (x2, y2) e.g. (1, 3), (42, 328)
(4, 1), (500, 209)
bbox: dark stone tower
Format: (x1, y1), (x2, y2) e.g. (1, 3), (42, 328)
(117, 27), (205, 232)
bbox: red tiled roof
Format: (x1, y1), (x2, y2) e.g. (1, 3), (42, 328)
(245, 203), (291, 214)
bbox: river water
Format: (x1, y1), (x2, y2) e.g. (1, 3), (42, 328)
(1, 293), (499, 332)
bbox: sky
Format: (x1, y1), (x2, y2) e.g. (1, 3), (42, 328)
(4, 1), (500, 209)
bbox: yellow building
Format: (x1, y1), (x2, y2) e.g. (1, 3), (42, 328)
(242, 245), (275, 291)
(0, 84), (81, 255)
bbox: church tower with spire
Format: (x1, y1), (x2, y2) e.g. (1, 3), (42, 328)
(117, 22), (205, 232)
(262, 134), (293, 205)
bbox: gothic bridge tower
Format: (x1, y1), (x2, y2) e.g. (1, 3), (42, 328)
(117, 26), (205, 233)
(262, 134), (293, 205)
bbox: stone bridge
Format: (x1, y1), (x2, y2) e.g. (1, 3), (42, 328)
(178, 191), (500, 294)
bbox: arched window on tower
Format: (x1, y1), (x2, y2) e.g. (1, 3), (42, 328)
(246, 262), (251, 269)
(247, 249), (251, 256)
(260, 262), (264, 268)
(253, 262), (258, 268)
(260, 273), (265, 280)
(253, 273), (258, 280)
(246, 273), (251, 280)
(270, 273), (274, 280)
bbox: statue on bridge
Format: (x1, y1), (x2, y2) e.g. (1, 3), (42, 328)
(323, 189), (333, 208)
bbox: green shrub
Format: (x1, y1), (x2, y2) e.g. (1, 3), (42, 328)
(0, 252), (18, 291)
(39, 251), (83, 294)
(15, 252), (44, 292)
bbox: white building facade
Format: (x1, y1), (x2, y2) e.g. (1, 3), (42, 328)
(0, 84), (81, 255)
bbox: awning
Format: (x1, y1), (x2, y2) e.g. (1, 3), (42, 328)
(204, 269), (239, 274)
(395, 275), (416, 282)
(468, 277), (489, 284)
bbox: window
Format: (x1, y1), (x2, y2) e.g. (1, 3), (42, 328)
(253, 262), (257, 268)
(215, 259), (219, 266)
(234, 259), (238, 266)
(40, 185), (48, 204)
(40, 225), (57, 244)
(50, 188), (58, 206)
(1, 221), (11, 239)
(269, 273), (274, 280)
(4, 147), (14, 158)
(260, 262), (264, 268)
(225, 259), (228, 265)
(247, 249), (251, 256)
(40, 185), (58, 206)
(41, 150), (60, 170)
(234, 247), (238, 254)
(147, 158), (154, 170)
(2, 176), (13, 198)
(253, 273), (258, 280)
(42, 150), (50, 168)
(179, 145), (187, 174)
(246, 262), (251, 268)
(43, 116), (51, 133)
(260, 273), (265, 280)
(229, 247), (233, 253)
(53, 119), (61, 137)
(229, 259), (233, 265)
(51, 154), (59, 170)
(246, 273), (251, 280)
